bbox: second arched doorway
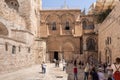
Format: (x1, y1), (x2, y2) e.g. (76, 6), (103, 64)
(62, 41), (75, 61)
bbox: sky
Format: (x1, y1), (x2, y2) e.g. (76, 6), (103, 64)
(42, 0), (96, 12)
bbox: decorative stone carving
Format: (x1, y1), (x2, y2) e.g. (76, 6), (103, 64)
(5, 0), (19, 11)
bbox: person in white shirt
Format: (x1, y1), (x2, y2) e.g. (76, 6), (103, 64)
(111, 57), (120, 74)
(63, 60), (66, 71)
(111, 57), (120, 80)
(106, 64), (113, 80)
(84, 63), (90, 80)
(42, 62), (47, 74)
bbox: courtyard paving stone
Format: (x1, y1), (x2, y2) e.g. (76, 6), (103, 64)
(0, 63), (68, 80)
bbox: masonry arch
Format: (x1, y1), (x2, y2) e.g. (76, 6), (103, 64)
(81, 18), (89, 23)
(61, 13), (75, 25)
(47, 40), (61, 51)
(62, 39), (76, 61)
(61, 13), (75, 21)
(61, 13), (75, 34)
(0, 22), (8, 36)
(45, 14), (60, 24)
(45, 14), (61, 35)
(81, 18), (89, 29)
(47, 39), (62, 62)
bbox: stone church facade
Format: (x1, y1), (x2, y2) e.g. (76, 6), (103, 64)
(39, 9), (98, 63)
(0, 0), (43, 74)
(39, 9), (82, 62)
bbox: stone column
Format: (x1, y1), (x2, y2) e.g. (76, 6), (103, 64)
(59, 52), (63, 62)
(60, 23), (63, 35)
(47, 24), (50, 36)
(46, 52), (50, 62)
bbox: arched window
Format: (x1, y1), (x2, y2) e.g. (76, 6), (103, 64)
(51, 22), (56, 30)
(5, 0), (19, 11)
(12, 45), (16, 54)
(87, 38), (96, 51)
(65, 21), (70, 30)
(5, 42), (8, 51)
(19, 46), (21, 52)
(87, 24), (94, 29)
(82, 21), (87, 29)
(28, 47), (31, 53)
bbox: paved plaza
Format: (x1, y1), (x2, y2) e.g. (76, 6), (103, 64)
(0, 63), (68, 80)
(0, 62), (110, 80)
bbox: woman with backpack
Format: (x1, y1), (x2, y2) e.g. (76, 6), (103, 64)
(111, 57), (120, 80)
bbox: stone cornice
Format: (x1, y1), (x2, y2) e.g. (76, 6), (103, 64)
(11, 29), (34, 35)
(0, 35), (26, 44)
(83, 32), (98, 36)
(40, 9), (81, 12)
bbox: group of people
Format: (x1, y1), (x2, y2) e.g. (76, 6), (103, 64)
(40, 57), (120, 80)
(72, 57), (120, 80)
(41, 59), (67, 74)
(54, 59), (67, 71)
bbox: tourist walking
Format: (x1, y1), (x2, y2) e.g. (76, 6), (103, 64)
(106, 64), (114, 80)
(54, 59), (57, 67)
(90, 67), (99, 80)
(84, 63), (90, 80)
(63, 60), (66, 71)
(97, 67), (106, 80)
(41, 62), (44, 73)
(56, 60), (59, 67)
(42, 62), (47, 74)
(73, 65), (78, 80)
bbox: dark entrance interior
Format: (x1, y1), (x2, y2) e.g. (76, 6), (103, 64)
(54, 51), (58, 60)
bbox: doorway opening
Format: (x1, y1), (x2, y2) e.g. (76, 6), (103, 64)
(54, 51), (58, 60)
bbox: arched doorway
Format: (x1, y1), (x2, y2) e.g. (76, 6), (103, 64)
(62, 42), (74, 61)
(47, 40), (62, 62)
(105, 47), (112, 65)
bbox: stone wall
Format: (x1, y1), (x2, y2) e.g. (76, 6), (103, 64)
(98, 2), (120, 64)
(0, 0), (42, 74)
(0, 36), (34, 74)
